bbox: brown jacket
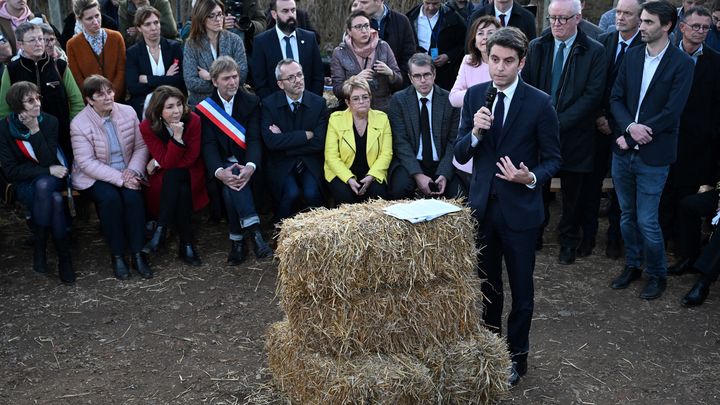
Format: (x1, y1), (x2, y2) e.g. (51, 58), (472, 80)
(66, 29), (126, 101)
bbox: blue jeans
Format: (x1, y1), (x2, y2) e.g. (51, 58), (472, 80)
(221, 163), (259, 240)
(275, 167), (324, 220)
(611, 151), (669, 277)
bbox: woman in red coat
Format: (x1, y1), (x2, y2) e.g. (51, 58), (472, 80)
(140, 85), (207, 266)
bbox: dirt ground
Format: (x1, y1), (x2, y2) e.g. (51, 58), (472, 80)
(1, 200), (719, 405)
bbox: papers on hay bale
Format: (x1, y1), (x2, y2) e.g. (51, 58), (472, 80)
(267, 199), (510, 404)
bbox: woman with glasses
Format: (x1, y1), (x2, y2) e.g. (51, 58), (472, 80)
(331, 10), (402, 112)
(324, 75), (391, 204)
(0, 82), (75, 284)
(183, 0), (248, 107)
(71, 75), (152, 280)
(66, 0), (127, 101)
(39, 23), (67, 61)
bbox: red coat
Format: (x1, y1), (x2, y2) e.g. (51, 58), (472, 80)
(140, 112), (208, 218)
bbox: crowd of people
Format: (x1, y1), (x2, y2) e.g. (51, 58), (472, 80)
(0, 0), (719, 388)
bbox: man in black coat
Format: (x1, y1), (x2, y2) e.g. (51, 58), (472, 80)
(260, 59), (328, 221)
(467, 0), (537, 42)
(406, 0), (466, 90)
(522, 0), (606, 265)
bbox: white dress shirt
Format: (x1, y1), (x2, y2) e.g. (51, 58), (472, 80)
(275, 25), (299, 63)
(416, 9), (440, 52)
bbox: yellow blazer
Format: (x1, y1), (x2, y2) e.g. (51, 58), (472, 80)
(324, 108), (393, 184)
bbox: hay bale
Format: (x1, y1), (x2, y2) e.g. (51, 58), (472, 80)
(276, 199), (477, 302)
(266, 321), (436, 405)
(282, 278), (483, 358)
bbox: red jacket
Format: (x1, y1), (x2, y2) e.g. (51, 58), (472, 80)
(140, 112), (208, 218)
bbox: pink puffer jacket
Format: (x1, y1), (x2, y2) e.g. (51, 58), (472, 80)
(71, 103), (148, 190)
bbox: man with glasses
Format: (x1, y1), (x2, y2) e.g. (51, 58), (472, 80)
(522, 0), (606, 265)
(250, 0), (323, 100)
(608, 0), (694, 300)
(662, 6), (720, 277)
(466, 0), (536, 42)
(387, 53), (462, 199)
(674, 0), (707, 41)
(260, 59), (328, 221)
(0, 22), (84, 162)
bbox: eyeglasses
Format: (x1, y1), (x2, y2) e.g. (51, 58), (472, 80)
(349, 94), (370, 103)
(352, 23), (371, 31)
(546, 14), (577, 25)
(207, 12), (224, 20)
(410, 72), (434, 81)
(684, 23), (711, 32)
(22, 95), (42, 104)
(19, 37), (44, 44)
(713, 16), (720, 24)
(279, 71), (304, 83)
(93, 89), (115, 99)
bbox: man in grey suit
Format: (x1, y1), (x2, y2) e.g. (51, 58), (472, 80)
(387, 53), (463, 199)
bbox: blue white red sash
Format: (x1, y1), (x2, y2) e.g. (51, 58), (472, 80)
(195, 97), (247, 150)
(14, 139), (68, 167)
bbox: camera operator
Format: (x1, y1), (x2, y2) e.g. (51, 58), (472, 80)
(223, 0), (267, 56)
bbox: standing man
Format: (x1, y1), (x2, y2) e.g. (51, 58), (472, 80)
(446, 0), (475, 21)
(406, 0), (466, 90)
(467, 0), (537, 42)
(454, 27), (561, 386)
(522, 0), (606, 265)
(589, 0), (645, 259)
(388, 53), (462, 199)
(261, 59), (328, 221)
(673, 0), (707, 41)
(250, 0), (323, 100)
(199, 56), (274, 265)
(608, 0), (694, 299)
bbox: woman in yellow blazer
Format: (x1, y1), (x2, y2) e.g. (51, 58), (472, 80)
(324, 75), (392, 205)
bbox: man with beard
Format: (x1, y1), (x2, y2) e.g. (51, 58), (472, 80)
(250, 0), (323, 100)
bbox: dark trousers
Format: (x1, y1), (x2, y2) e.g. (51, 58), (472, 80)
(557, 171), (594, 248)
(582, 133), (622, 244)
(388, 164), (465, 200)
(158, 168), (194, 242)
(328, 177), (388, 205)
(696, 229), (720, 282)
(275, 167), (324, 220)
(477, 198), (538, 364)
(677, 190), (719, 260)
(659, 182), (697, 246)
(84, 180), (145, 256)
(15, 175), (68, 239)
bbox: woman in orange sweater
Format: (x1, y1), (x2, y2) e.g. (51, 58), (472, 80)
(66, 0), (126, 101)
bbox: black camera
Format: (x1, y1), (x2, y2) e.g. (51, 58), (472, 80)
(226, 1), (253, 31)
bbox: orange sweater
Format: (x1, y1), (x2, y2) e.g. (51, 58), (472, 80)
(66, 29), (126, 101)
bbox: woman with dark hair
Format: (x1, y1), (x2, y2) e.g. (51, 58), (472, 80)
(183, 0), (248, 106)
(71, 75), (151, 280)
(331, 10), (403, 112)
(140, 85), (206, 266)
(0, 81), (75, 283)
(125, 5), (185, 119)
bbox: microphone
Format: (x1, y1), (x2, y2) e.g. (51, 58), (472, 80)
(475, 86), (498, 141)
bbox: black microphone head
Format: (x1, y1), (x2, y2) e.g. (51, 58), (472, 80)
(485, 86), (498, 105)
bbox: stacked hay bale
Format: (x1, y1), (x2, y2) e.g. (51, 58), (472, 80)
(267, 200), (510, 404)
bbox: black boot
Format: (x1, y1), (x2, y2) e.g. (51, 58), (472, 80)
(143, 225), (166, 253)
(249, 226), (274, 259)
(54, 236), (75, 284)
(112, 255), (130, 280)
(131, 252), (153, 279)
(178, 242), (202, 266)
(227, 239), (247, 265)
(33, 226), (49, 274)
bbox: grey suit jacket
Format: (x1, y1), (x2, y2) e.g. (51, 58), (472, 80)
(388, 84), (460, 180)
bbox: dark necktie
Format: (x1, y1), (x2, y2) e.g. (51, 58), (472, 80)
(291, 101), (304, 173)
(550, 41), (566, 105)
(499, 14), (506, 27)
(291, 101), (300, 113)
(492, 92), (506, 141)
(420, 97), (433, 163)
(615, 41), (628, 70)
(284, 36), (294, 60)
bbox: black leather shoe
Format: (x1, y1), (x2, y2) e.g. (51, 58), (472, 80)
(227, 240), (247, 265)
(605, 239), (622, 259)
(143, 225), (166, 253)
(681, 278), (710, 307)
(558, 246), (576, 265)
(639, 276), (666, 300)
(33, 226), (49, 274)
(131, 253), (153, 279)
(576, 239), (594, 258)
(508, 361), (527, 387)
(668, 257), (697, 276)
(251, 230), (274, 259)
(611, 266), (642, 289)
(112, 255), (130, 280)
(178, 243), (202, 266)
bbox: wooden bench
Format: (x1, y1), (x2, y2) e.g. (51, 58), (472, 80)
(550, 177), (614, 192)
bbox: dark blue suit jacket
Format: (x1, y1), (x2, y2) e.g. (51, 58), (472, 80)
(609, 43), (694, 166)
(454, 79), (561, 231)
(125, 37), (185, 118)
(260, 90), (328, 199)
(250, 27), (324, 100)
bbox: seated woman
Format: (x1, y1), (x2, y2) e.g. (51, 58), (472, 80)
(125, 5), (185, 119)
(0, 82), (74, 283)
(140, 86), (207, 266)
(331, 10), (402, 112)
(324, 76), (392, 205)
(71, 75), (151, 280)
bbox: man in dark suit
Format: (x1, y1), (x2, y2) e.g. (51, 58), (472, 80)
(467, 0), (537, 42)
(454, 27), (561, 386)
(199, 56), (273, 265)
(608, 0), (694, 300)
(261, 59), (328, 221)
(587, 0), (644, 260)
(250, 0), (323, 100)
(388, 53), (462, 199)
(662, 6), (720, 274)
(522, 0), (606, 265)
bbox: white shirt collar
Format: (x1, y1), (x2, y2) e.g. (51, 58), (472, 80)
(217, 90), (235, 107)
(495, 4), (513, 19)
(493, 75), (519, 100)
(618, 30), (639, 46)
(275, 24), (295, 40)
(416, 87), (434, 102)
(645, 39), (671, 61)
(286, 93), (303, 107)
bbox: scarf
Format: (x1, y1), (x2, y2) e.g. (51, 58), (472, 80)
(345, 30), (379, 71)
(83, 28), (107, 56)
(7, 113), (43, 140)
(0, 4), (32, 28)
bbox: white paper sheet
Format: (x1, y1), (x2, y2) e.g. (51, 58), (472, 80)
(383, 199), (462, 223)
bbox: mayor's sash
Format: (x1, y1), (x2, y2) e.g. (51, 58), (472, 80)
(196, 97), (247, 150)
